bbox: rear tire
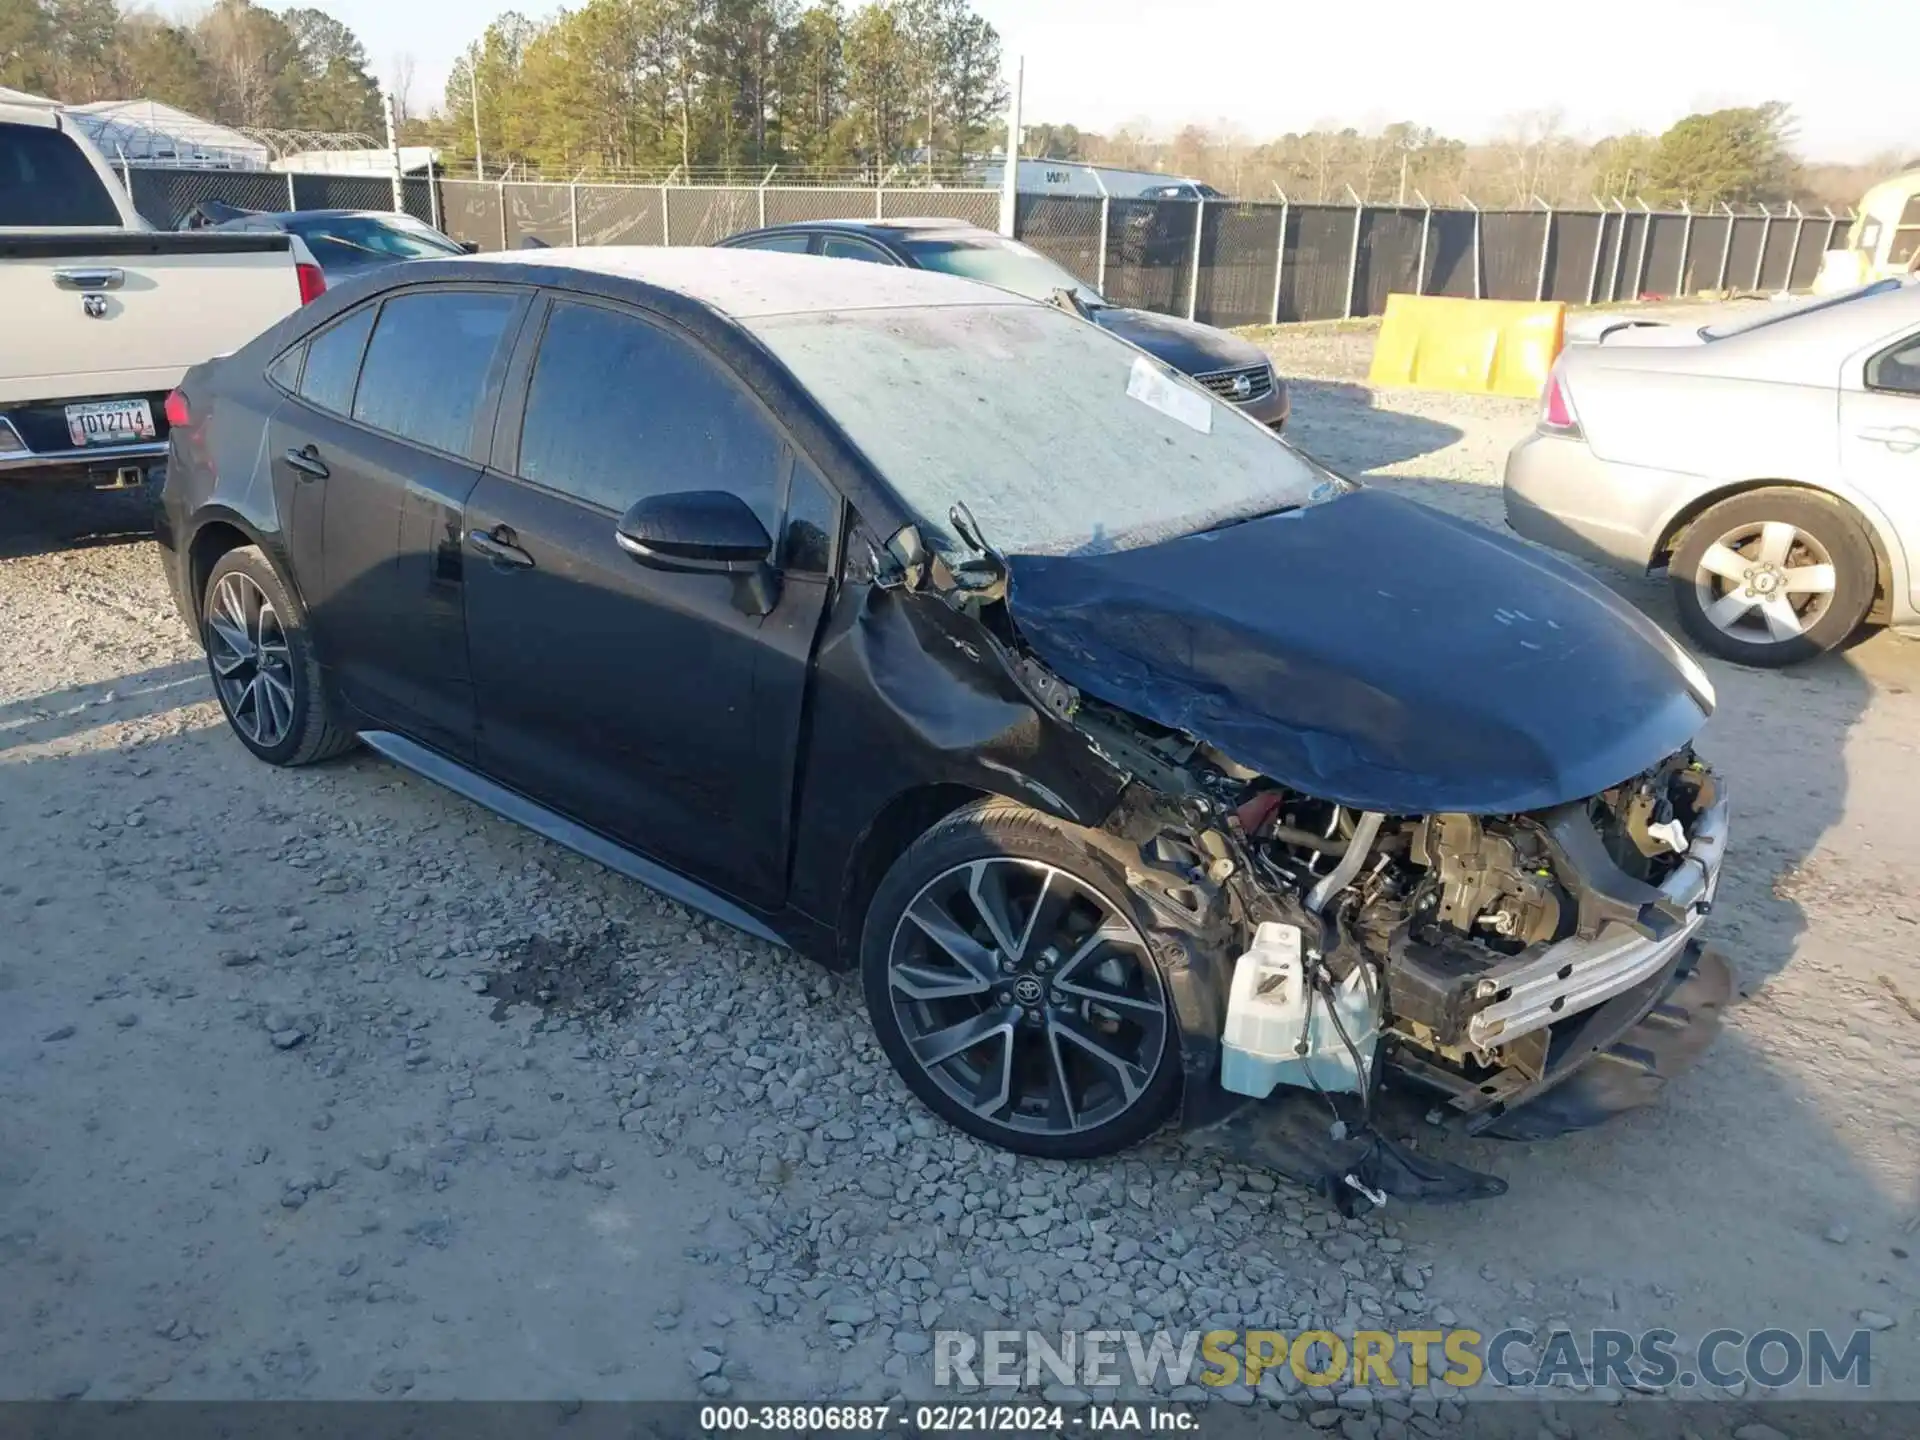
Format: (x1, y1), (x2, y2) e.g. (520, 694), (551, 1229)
(1669, 488), (1875, 667)
(201, 545), (356, 766)
(859, 800), (1181, 1160)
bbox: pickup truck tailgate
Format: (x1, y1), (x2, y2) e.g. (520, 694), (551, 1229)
(0, 232), (303, 407)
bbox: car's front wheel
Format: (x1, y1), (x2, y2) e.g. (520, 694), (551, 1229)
(860, 800), (1182, 1160)
(201, 545), (356, 766)
(1669, 488), (1877, 667)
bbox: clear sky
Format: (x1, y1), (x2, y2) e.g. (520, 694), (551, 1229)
(263, 0), (1913, 162)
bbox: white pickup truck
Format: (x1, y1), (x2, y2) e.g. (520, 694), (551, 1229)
(1, 100), (322, 489)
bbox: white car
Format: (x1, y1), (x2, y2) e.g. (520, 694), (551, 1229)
(1, 101), (322, 489)
(1505, 279), (1920, 665)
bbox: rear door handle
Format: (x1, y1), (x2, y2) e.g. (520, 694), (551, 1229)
(467, 527), (534, 569)
(283, 445), (328, 479)
(1858, 425), (1920, 452)
(53, 267), (125, 291)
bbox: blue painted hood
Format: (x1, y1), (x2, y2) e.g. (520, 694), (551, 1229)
(1005, 488), (1714, 815)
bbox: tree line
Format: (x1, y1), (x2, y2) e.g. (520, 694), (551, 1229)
(1032, 105), (1904, 212)
(2, 1), (1903, 209)
(433, 0), (1006, 181)
(1, 0), (383, 135)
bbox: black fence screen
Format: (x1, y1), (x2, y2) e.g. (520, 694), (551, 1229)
(1103, 197), (1197, 316)
(1196, 202), (1283, 328)
(123, 168), (292, 228)
(1725, 216), (1765, 291)
(1016, 194), (1104, 287)
(1642, 214), (1687, 298)
(1547, 211), (1601, 303)
(1423, 211), (1478, 298)
(1352, 209), (1421, 319)
(504, 183), (576, 247)
(1479, 211), (1547, 300)
(1758, 216), (1798, 291)
(1681, 215), (1729, 294)
(121, 166), (1846, 324)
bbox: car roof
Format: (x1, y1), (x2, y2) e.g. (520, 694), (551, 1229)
(1575, 279), (1920, 385)
(734, 217), (991, 241)
(274, 209), (416, 223)
(1564, 279), (1920, 393)
(458, 244), (1024, 318)
(0, 102), (62, 128)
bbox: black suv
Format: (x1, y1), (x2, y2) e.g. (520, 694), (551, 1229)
(157, 248), (1731, 1205)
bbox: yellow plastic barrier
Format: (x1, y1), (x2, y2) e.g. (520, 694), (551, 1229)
(1367, 294), (1566, 399)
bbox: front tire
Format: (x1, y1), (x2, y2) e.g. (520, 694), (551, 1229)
(1669, 488), (1876, 667)
(860, 800), (1181, 1160)
(201, 545), (356, 766)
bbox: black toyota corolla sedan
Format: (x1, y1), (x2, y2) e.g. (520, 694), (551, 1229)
(156, 248), (1731, 1208)
(716, 218), (1290, 430)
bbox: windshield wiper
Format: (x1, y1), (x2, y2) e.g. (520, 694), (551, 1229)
(947, 502), (1009, 598)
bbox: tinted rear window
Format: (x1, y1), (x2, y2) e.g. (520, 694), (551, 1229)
(730, 232), (812, 253)
(298, 308), (376, 415)
(352, 290), (519, 458)
(286, 213), (464, 266)
(0, 122), (120, 227)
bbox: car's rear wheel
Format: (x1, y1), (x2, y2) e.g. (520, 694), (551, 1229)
(201, 545), (356, 766)
(860, 800), (1181, 1160)
(1669, 488), (1876, 667)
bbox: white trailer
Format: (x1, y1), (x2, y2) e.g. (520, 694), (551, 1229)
(970, 156), (1222, 200)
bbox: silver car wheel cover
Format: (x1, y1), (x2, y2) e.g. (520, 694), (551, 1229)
(886, 857), (1169, 1137)
(207, 572), (297, 748)
(1692, 520), (1837, 645)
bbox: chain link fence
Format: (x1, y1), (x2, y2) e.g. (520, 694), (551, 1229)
(121, 164), (1853, 329)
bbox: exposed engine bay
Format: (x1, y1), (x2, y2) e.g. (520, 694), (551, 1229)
(885, 491), (1735, 1208)
(1067, 696), (1727, 1131)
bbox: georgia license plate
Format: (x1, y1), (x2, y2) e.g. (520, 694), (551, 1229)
(66, 398), (156, 447)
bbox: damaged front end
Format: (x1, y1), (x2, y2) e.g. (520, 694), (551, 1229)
(878, 484), (1734, 1210)
(924, 487), (1741, 1210)
(1066, 697), (1733, 1212)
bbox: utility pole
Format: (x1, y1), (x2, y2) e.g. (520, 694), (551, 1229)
(468, 43), (485, 181)
(997, 55), (1023, 238)
(1398, 152), (1408, 207)
(385, 91), (405, 214)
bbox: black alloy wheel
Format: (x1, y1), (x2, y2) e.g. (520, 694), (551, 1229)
(862, 803), (1181, 1159)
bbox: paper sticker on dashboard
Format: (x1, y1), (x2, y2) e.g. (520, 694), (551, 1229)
(1125, 354), (1212, 434)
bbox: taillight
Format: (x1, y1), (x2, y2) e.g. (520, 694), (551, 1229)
(296, 262), (327, 305)
(1541, 369), (1580, 435)
(164, 390), (191, 428)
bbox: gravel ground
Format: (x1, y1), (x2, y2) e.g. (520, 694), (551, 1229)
(2, 320), (1916, 1427)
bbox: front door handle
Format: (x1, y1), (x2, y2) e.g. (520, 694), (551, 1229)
(467, 527), (534, 569)
(283, 445), (328, 479)
(53, 267), (125, 291)
(1858, 425), (1920, 453)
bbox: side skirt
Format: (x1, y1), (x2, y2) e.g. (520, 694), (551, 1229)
(356, 729), (789, 951)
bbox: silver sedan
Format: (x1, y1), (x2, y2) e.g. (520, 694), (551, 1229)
(1504, 279), (1920, 665)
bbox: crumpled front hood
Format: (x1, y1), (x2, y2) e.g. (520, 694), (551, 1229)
(1005, 488), (1714, 816)
(1091, 306), (1270, 376)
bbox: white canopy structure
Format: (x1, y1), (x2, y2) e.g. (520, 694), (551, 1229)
(0, 85), (60, 109)
(62, 100), (272, 170)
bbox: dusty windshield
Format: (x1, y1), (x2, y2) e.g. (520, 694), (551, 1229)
(747, 302), (1342, 556)
(900, 235), (1106, 305)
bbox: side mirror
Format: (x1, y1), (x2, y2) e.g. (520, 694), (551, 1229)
(616, 490), (772, 570)
(460, 240), (482, 254)
(615, 490), (780, 616)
